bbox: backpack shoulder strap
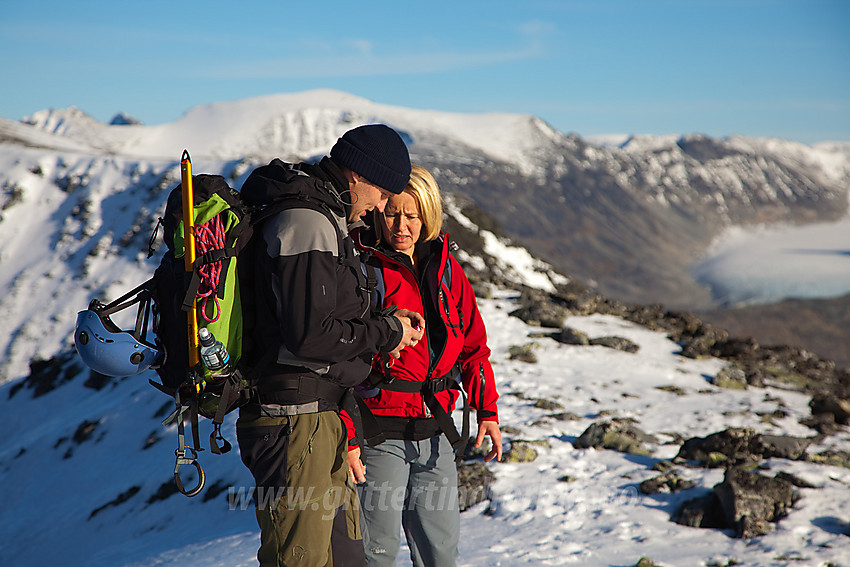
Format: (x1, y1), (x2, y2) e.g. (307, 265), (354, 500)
(359, 255), (385, 312)
(251, 193), (351, 265)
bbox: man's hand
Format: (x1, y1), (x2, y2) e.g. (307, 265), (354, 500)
(388, 308), (424, 359)
(474, 420), (503, 462)
(347, 446), (366, 484)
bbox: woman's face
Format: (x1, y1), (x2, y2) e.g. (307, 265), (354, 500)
(380, 191), (422, 258)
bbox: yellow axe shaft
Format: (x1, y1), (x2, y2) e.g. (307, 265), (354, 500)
(180, 150), (200, 367)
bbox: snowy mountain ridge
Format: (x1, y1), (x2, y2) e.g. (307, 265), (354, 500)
(17, 89), (563, 172)
(3, 89), (850, 380)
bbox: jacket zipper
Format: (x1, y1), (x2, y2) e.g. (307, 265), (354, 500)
(478, 363), (486, 412)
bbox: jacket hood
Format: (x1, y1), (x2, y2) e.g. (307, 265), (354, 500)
(354, 222), (452, 282)
(239, 157), (347, 218)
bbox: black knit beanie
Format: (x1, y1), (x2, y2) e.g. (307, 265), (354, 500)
(330, 124), (411, 194)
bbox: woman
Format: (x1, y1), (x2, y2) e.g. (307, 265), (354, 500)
(351, 165), (502, 567)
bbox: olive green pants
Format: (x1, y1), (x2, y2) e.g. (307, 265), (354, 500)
(237, 410), (363, 567)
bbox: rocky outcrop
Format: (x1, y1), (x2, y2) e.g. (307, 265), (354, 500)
(508, 284), (850, 436)
(676, 467), (794, 538)
(674, 427), (814, 468)
(457, 462), (495, 512)
(574, 419), (657, 456)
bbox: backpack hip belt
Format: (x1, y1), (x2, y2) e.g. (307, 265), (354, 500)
(256, 373), (349, 407)
(366, 366), (471, 458)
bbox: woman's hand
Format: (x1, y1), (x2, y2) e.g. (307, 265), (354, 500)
(474, 420), (503, 462)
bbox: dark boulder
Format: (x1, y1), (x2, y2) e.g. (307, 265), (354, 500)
(675, 493), (727, 530)
(575, 419), (657, 456)
(675, 428), (813, 467)
(589, 335), (640, 353)
(639, 470), (696, 494)
(457, 462), (495, 512)
(674, 467), (794, 538)
(714, 466), (794, 538)
(555, 327), (590, 346)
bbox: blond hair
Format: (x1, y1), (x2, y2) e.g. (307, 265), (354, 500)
(405, 165), (443, 242)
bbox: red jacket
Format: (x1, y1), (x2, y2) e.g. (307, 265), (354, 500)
(356, 232), (500, 426)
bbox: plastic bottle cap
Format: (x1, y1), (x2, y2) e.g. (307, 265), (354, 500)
(198, 327), (213, 346)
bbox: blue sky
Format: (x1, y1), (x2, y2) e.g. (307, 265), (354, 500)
(1, 0), (848, 144)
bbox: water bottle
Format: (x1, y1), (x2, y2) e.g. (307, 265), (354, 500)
(198, 327), (230, 373)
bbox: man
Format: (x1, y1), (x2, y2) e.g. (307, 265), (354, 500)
(236, 124), (424, 567)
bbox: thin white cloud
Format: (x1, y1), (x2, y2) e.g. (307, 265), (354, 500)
(194, 25), (549, 80)
(346, 39), (374, 55)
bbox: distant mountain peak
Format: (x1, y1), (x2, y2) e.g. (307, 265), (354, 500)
(109, 112), (142, 126)
(21, 106), (100, 134)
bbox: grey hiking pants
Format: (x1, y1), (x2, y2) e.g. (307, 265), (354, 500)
(358, 435), (459, 567)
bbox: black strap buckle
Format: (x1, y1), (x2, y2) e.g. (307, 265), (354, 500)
(426, 376), (447, 395)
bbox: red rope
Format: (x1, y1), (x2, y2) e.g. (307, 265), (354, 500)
(194, 213), (225, 322)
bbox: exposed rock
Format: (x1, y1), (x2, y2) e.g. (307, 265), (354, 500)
(713, 336), (760, 360)
(807, 450), (850, 469)
(589, 335), (640, 353)
(674, 467), (794, 538)
(775, 471), (817, 489)
(675, 493), (727, 529)
(655, 384), (687, 396)
(548, 411), (582, 421)
(639, 471), (696, 494)
(457, 462), (495, 511)
(679, 324), (731, 359)
(810, 394), (850, 425)
(109, 112), (142, 126)
(676, 427), (755, 468)
(652, 460), (677, 473)
(757, 434), (814, 460)
(550, 281), (626, 317)
(575, 419), (657, 456)
(675, 428), (814, 467)
(555, 327), (590, 346)
(508, 343), (538, 363)
(89, 485), (141, 520)
(72, 419), (101, 445)
(508, 293), (569, 328)
(533, 398), (564, 411)
(624, 304), (667, 329)
(470, 281), (494, 299)
(146, 480), (180, 504)
(83, 370), (116, 391)
(714, 466), (793, 538)
(799, 412), (841, 436)
(502, 440), (543, 463)
(711, 364), (748, 390)
(8, 350), (82, 399)
(499, 425), (523, 436)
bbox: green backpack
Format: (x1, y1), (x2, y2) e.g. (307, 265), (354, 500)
(88, 173), (256, 496)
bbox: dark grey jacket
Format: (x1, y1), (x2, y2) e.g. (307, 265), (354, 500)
(239, 157), (402, 408)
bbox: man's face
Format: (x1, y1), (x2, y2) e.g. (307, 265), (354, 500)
(348, 174), (395, 222)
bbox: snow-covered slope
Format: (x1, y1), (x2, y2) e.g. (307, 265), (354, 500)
(2, 290), (849, 567)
